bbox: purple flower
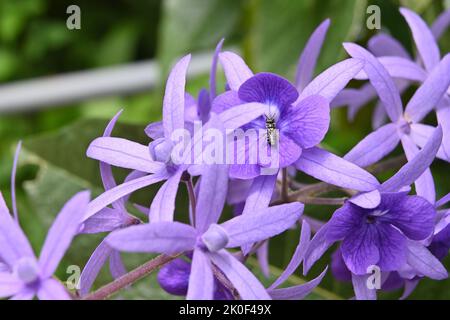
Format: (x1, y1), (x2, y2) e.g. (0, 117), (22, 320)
(106, 163), (304, 300)
(0, 144), (89, 300)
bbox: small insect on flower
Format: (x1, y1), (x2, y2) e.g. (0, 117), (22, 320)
(265, 114), (278, 146)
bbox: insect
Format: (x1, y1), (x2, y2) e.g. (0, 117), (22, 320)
(265, 115), (278, 146)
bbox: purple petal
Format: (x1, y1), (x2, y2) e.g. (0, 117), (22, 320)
(270, 221), (311, 290)
(351, 274), (377, 300)
(356, 56), (427, 82)
(0, 272), (22, 298)
(344, 123), (400, 167)
(87, 137), (164, 173)
(298, 59), (364, 103)
(221, 202), (303, 248)
(208, 250), (271, 300)
(106, 222), (197, 254)
(282, 95), (330, 149)
(211, 90), (241, 114)
(400, 7), (440, 72)
(278, 133), (303, 168)
(226, 179), (252, 205)
(149, 170), (183, 222)
(80, 207), (128, 234)
(381, 126), (442, 193)
(269, 267), (328, 300)
(295, 147), (380, 191)
(436, 106), (450, 161)
(109, 250), (126, 279)
(257, 242), (270, 278)
(157, 257), (190, 296)
(400, 279), (419, 300)
(195, 165), (229, 232)
(372, 100), (388, 129)
(39, 191), (90, 277)
(229, 164), (261, 180)
(145, 121), (164, 140)
(163, 55), (191, 137)
(410, 123), (450, 161)
(85, 172), (169, 221)
(79, 240), (112, 296)
(349, 190), (381, 209)
(331, 248), (352, 282)
(405, 54), (450, 123)
(437, 193), (450, 208)
(0, 192), (35, 266)
(219, 52), (253, 91)
(368, 33), (411, 58)
(187, 249), (214, 300)
(303, 224), (334, 275)
(10, 289), (34, 300)
(11, 141), (21, 222)
(326, 203), (365, 243)
(37, 278), (70, 300)
(210, 39), (225, 100)
(219, 102), (268, 130)
(406, 240), (448, 280)
(400, 135), (436, 203)
(343, 42), (403, 122)
(431, 9), (450, 39)
(295, 19), (330, 90)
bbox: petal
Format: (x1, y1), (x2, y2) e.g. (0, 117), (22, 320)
(39, 191), (90, 277)
(229, 164), (261, 180)
(10, 289), (34, 300)
(163, 54), (191, 137)
(344, 123), (400, 167)
(149, 170), (183, 222)
(400, 135), (436, 203)
(282, 95), (330, 149)
(295, 147), (380, 191)
(295, 19), (330, 90)
(278, 133), (303, 168)
(351, 274), (377, 300)
(219, 51), (253, 91)
(145, 121), (164, 140)
(298, 58), (364, 103)
(343, 42), (403, 122)
(257, 242), (270, 278)
(226, 179), (252, 205)
(366, 56), (427, 82)
(208, 250), (271, 300)
(410, 123), (450, 161)
(11, 141), (21, 222)
(269, 267), (328, 300)
(157, 257), (190, 296)
(219, 102), (268, 130)
(303, 224), (334, 275)
(406, 240), (448, 280)
(372, 100), (388, 129)
(195, 165), (229, 232)
(326, 202), (365, 243)
(405, 54), (450, 123)
(349, 190), (381, 209)
(80, 207), (127, 234)
(221, 202), (303, 248)
(87, 137), (165, 173)
(37, 279), (70, 300)
(0, 192), (35, 266)
(367, 33), (411, 58)
(269, 221), (311, 290)
(238, 73), (299, 107)
(186, 249), (214, 300)
(431, 9), (450, 39)
(436, 106), (450, 161)
(331, 248), (352, 282)
(79, 240), (112, 296)
(84, 172), (169, 221)
(109, 250), (126, 279)
(379, 193), (435, 241)
(400, 7), (440, 72)
(381, 126), (442, 193)
(375, 224), (407, 271)
(209, 39), (225, 100)
(106, 222), (197, 254)
(0, 272), (22, 298)
(211, 90), (241, 114)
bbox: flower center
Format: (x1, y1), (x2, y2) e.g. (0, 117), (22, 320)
(397, 118), (412, 135)
(14, 258), (39, 285)
(366, 209), (389, 224)
(200, 224), (229, 252)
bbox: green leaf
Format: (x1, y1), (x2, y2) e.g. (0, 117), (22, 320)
(246, 0), (367, 76)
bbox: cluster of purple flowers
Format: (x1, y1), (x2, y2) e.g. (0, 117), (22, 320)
(1, 7), (450, 300)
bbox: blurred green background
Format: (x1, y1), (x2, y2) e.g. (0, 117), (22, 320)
(0, 0), (449, 299)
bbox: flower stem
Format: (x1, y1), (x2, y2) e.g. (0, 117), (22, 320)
(82, 254), (180, 300)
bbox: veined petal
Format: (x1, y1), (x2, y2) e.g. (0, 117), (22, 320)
(208, 250), (271, 300)
(87, 137), (164, 173)
(400, 7), (440, 72)
(163, 55), (191, 137)
(210, 38), (224, 100)
(219, 52), (253, 91)
(149, 169), (183, 222)
(295, 147), (380, 191)
(186, 249), (214, 300)
(405, 54), (450, 123)
(80, 207), (128, 234)
(343, 43), (403, 122)
(431, 9), (450, 39)
(0, 192), (35, 267)
(349, 190), (381, 209)
(406, 240), (448, 280)
(381, 126), (442, 193)
(145, 121), (164, 140)
(295, 19), (330, 91)
(79, 240), (112, 296)
(400, 135), (436, 203)
(109, 250), (126, 280)
(221, 202), (303, 248)
(37, 278), (70, 300)
(39, 191), (90, 277)
(219, 102), (268, 130)
(367, 33), (411, 58)
(298, 59), (364, 103)
(351, 274), (377, 300)
(436, 106), (450, 161)
(269, 267), (328, 300)
(410, 123), (450, 161)
(303, 224), (334, 275)
(0, 272), (22, 298)
(106, 222), (197, 254)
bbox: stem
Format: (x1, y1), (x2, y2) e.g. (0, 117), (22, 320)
(185, 178), (197, 227)
(281, 168), (289, 201)
(83, 254), (180, 300)
(295, 196), (347, 206)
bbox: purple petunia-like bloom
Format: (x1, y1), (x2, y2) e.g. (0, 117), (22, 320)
(0, 144), (90, 300)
